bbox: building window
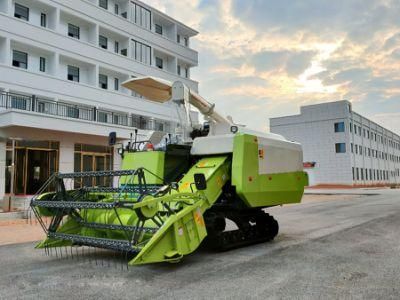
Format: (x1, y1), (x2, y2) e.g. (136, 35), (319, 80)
(12, 50), (28, 69)
(335, 143), (346, 153)
(114, 41), (119, 53)
(177, 34), (180, 43)
(349, 122), (352, 133)
(132, 2), (151, 30)
(114, 4), (119, 14)
(99, 0), (108, 10)
(98, 111), (108, 123)
(132, 39), (151, 64)
(67, 106), (79, 118)
(14, 3), (29, 21)
(40, 13), (47, 27)
(68, 24), (80, 39)
(352, 167), (355, 180)
(67, 65), (80, 82)
(99, 74), (108, 89)
(184, 37), (188, 47)
(354, 124), (357, 134)
(351, 143), (353, 153)
(356, 168), (359, 180)
(99, 35), (108, 49)
(185, 68), (189, 78)
(39, 57), (45, 72)
(155, 24), (163, 35)
(177, 65), (181, 76)
(114, 78), (119, 91)
(155, 57), (163, 69)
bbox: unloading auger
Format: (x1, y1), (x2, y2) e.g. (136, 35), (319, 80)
(30, 77), (308, 265)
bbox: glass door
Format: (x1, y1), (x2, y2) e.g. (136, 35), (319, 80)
(95, 156), (105, 186)
(82, 154), (94, 187)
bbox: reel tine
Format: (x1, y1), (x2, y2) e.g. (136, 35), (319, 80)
(101, 249), (104, 267)
(70, 246), (73, 260)
(55, 247), (58, 258)
(125, 251), (129, 271)
(95, 247), (98, 266)
(65, 247), (68, 260)
(88, 247), (92, 265)
(60, 247), (63, 259)
(75, 246), (79, 261)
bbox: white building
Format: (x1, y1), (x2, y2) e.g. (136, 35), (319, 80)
(0, 0), (198, 202)
(270, 101), (400, 187)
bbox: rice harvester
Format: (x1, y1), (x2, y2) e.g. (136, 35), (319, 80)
(30, 77), (308, 265)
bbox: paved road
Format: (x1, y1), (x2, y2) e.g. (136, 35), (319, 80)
(1, 190), (400, 299)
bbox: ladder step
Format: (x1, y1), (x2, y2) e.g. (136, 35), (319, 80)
(48, 232), (139, 253)
(82, 185), (162, 194)
(57, 169), (137, 179)
(31, 200), (118, 209)
(77, 220), (158, 234)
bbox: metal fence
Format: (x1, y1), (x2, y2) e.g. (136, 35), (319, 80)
(0, 92), (172, 133)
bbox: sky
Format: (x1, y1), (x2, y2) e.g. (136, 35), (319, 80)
(143, 0), (400, 134)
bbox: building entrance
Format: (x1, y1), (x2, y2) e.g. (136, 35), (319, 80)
(6, 141), (59, 195)
(74, 144), (113, 188)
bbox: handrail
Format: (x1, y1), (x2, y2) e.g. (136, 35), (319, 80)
(0, 91), (172, 132)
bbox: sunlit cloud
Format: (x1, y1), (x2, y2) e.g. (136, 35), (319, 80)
(143, 0), (400, 133)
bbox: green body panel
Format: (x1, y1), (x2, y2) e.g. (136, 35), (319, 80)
(232, 134), (308, 207)
(131, 156), (230, 265)
(34, 134), (307, 265)
(121, 151), (165, 185)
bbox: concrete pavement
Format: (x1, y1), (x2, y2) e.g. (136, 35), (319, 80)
(1, 190), (400, 299)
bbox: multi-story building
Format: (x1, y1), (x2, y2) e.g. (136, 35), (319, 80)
(270, 101), (400, 187)
(0, 0), (198, 203)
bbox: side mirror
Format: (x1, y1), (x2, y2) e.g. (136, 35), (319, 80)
(194, 173), (207, 191)
(108, 132), (117, 146)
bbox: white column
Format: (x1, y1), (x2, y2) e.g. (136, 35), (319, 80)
(4, 37), (11, 66)
(0, 139), (6, 202)
(172, 24), (178, 42)
(89, 23), (99, 46)
(59, 138), (74, 189)
(93, 64), (99, 87)
(50, 52), (59, 76)
(6, 0), (12, 15)
(54, 7), (61, 33)
(59, 138), (74, 173)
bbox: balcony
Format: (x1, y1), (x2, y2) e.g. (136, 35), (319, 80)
(0, 91), (173, 132)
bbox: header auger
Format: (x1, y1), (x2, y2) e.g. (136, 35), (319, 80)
(31, 77), (308, 265)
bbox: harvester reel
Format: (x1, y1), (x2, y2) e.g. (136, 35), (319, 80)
(135, 196), (161, 220)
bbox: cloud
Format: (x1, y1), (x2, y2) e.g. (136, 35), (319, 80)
(143, 0), (400, 134)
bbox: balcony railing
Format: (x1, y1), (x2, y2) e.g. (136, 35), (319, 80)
(0, 92), (172, 133)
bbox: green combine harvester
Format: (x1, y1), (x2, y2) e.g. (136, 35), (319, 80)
(30, 77), (308, 265)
